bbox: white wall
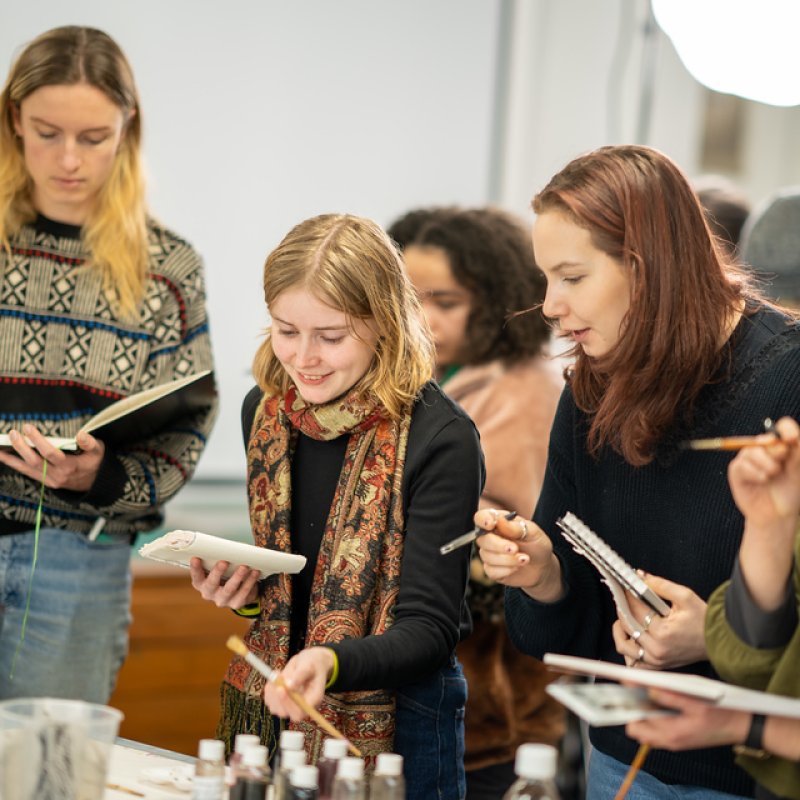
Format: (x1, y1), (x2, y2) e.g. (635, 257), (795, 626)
(495, 0), (800, 214)
(494, 0), (705, 215)
(1, 1), (500, 478)
(3, 1), (800, 479)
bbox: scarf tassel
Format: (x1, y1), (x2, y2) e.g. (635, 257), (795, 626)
(216, 681), (277, 758)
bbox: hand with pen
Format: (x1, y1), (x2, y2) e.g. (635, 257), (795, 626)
(473, 509), (566, 603)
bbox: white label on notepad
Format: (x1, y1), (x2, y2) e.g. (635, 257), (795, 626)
(165, 530), (197, 550)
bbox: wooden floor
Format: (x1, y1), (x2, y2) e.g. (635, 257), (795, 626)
(109, 563), (251, 756)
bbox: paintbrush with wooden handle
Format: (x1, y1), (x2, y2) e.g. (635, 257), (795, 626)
(225, 635), (362, 757)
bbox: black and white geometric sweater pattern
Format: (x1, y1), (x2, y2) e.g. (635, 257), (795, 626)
(0, 216), (218, 536)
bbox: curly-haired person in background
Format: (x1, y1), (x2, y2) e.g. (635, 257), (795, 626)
(390, 206), (565, 800)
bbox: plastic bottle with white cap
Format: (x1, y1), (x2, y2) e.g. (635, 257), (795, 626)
(230, 744), (272, 800)
(317, 737), (349, 799)
(191, 738), (226, 800)
(369, 752), (405, 800)
(274, 747), (307, 800)
(502, 743), (560, 800)
(331, 757), (366, 800)
(288, 764), (320, 799)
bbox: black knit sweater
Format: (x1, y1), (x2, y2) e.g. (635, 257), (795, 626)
(505, 306), (800, 795)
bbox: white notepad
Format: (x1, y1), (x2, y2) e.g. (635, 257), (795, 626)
(546, 680), (677, 726)
(138, 529), (306, 580)
(544, 652), (800, 719)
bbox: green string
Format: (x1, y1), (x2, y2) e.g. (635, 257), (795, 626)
(9, 459), (47, 680)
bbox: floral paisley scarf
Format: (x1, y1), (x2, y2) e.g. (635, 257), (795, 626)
(218, 384), (410, 764)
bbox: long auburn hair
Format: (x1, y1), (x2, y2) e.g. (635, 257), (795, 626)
(533, 145), (757, 465)
(0, 26), (147, 315)
(252, 214), (435, 418)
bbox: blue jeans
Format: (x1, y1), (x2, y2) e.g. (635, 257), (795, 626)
(394, 656), (467, 800)
(587, 747), (751, 800)
(0, 528), (132, 703)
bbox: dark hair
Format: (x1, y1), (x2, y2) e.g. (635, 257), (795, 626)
(694, 176), (750, 258)
(533, 145), (757, 465)
(387, 207), (452, 250)
(389, 206), (550, 365)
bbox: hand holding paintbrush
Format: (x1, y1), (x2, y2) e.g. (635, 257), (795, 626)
(226, 636), (362, 757)
(682, 418), (790, 452)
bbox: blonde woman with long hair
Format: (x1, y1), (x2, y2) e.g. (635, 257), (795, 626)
(0, 26), (217, 702)
(190, 214), (483, 800)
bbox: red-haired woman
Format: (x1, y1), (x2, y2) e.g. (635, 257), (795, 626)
(476, 145), (800, 799)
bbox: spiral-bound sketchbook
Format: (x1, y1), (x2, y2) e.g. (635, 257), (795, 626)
(556, 512), (670, 617)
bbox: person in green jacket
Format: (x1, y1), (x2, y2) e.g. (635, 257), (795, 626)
(627, 415), (800, 800)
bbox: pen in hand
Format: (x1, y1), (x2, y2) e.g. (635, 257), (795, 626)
(440, 510), (518, 555)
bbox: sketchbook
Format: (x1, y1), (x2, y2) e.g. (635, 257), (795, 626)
(556, 512), (671, 618)
(138, 530), (307, 580)
(546, 680), (678, 726)
(0, 370), (215, 452)
(544, 653), (800, 719)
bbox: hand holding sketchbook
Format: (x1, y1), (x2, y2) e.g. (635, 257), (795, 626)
(544, 652), (800, 725)
(0, 370), (214, 452)
(556, 512), (670, 626)
(139, 530), (306, 580)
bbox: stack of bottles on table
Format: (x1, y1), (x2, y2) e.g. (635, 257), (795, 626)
(189, 729), (406, 799)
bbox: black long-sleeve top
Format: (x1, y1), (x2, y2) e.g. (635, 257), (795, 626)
(242, 381), (484, 692)
(505, 306), (800, 796)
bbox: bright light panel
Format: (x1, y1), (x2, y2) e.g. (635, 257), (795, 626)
(652, 0), (800, 107)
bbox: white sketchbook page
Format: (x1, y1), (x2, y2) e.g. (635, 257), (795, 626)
(546, 681), (678, 726)
(0, 435), (77, 451)
(138, 530), (306, 580)
(0, 370), (212, 451)
(81, 370), (212, 434)
(544, 653), (800, 718)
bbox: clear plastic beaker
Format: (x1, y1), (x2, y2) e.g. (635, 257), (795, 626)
(0, 697), (123, 800)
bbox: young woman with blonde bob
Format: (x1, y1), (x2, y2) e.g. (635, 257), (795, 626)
(475, 145), (800, 798)
(190, 213), (483, 800)
(0, 26), (217, 703)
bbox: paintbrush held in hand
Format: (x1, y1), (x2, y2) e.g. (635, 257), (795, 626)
(614, 744), (650, 800)
(682, 418), (785, 452)
(225, 636), (362, 757)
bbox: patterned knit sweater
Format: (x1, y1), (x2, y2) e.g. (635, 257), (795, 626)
(505, 306), (800, 796)
(0, 215), (217, 537)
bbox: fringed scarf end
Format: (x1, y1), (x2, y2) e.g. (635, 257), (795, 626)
(216, 681), (277, 758)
